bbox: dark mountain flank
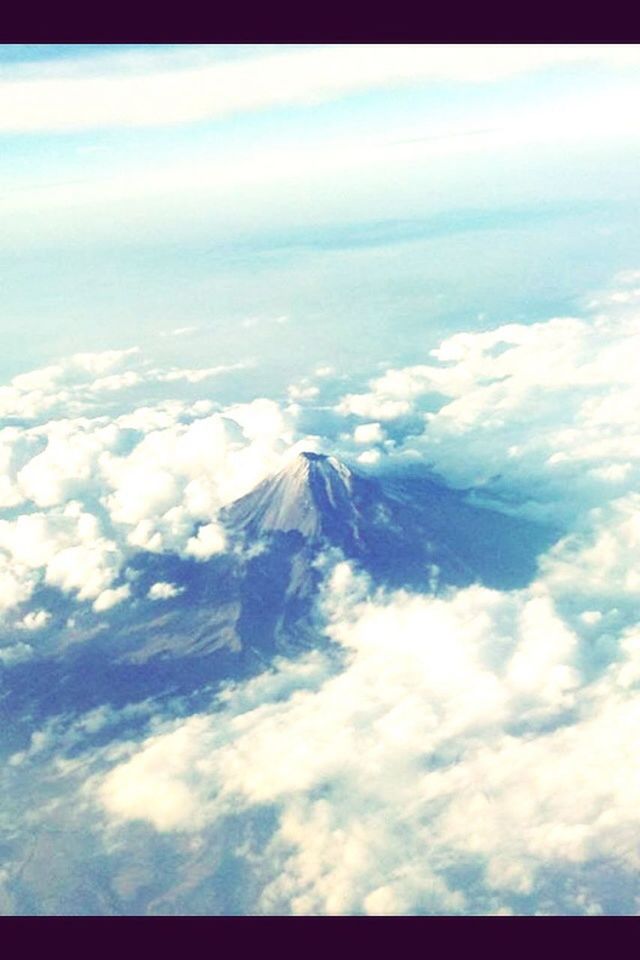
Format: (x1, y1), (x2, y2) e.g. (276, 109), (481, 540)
(0, 453), (558, 752)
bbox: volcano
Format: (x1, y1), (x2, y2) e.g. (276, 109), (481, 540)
(221, 451), (554, 593)
(0, 452), (559, 748)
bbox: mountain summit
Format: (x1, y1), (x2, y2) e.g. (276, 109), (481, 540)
(223, 452), (360, 540)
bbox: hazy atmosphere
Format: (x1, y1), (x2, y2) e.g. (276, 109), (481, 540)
(1, 43), (640, 916)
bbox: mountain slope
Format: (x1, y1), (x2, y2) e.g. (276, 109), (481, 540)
(0, 452), (560, 752)
(223, 452), (359, 540)
(222, 451), (555, 591)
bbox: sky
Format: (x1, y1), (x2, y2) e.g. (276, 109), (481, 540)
(1, 44), (640, 916)
(1, 43), (640, 393)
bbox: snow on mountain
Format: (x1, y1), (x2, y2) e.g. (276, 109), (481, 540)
(223, 452), (358, 539)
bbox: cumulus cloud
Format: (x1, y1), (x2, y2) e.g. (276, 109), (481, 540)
(0, 348), (141, 420)
(337, 392), (412, 422)
(0, 641), (34, 666)
(17, 609), (51, 631)
(93, 584), (131, 613)
(335, 275), (640, 526)
(97, 716), (215, 832)
(147, 581), (185, 601)
(0, 347), (251, 423)
(25, 275), (626, 914)
(98, 400), (301, 556)
(2, 270), (640, 915)
(353, 422), (384, 445)
(288, 383), (320, 402)
(0, 347), (324, 618)
(0, 557), (37, 614)
(355, 449), (382, 466)
(184, 523), (227, 560)
(16, 419), (118, 508)
(2, 273), (638, 616)
(85, 554), (640, 914)
(0, 501), (125, 614)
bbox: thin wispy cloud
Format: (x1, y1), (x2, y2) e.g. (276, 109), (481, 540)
(0, 44), (639, 134)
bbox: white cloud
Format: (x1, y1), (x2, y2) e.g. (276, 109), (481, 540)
(0, 427), (43, 508)
(1, 273), (639, 638)
(2, 45), (638, 135)
(10, 363), (65, 393)
(78, 515), (636, 914)
(147, 581), (185, 601)
(162, 325), (200, 337)
(17, 609), (51, 631)
(540, 493), (640, 602)
(99, 403), (299, 556)
(17, 419), (116, 508)
(154, 361), (249, 384)
(336, 279), (640, 530)
(0, 641), (34, 665)
(353, 422), (384, 445)
(88, 371), (142, 393)
(288, 383), (320, 402)
(93, 584), (131, 613)
(0, 557), (37, 613)
(98, 716), (215, 832)
(45, 542), (119, 602)
(0, 348), (251, 423)
(87, 554), (640, 913)
(1, 270), (639, 914)
(0, 502), (123, 610)
(185, 523), (227, 560)
(0, 346), (319, 618)
(69, 348), (141, 376)
(337, 393), (412, 421)
(356, 450), (381, 466)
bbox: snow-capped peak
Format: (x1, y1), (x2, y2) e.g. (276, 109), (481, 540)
(223, 452), (358, 538)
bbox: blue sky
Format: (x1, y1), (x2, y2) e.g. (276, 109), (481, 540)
(1, 43), (639, 393)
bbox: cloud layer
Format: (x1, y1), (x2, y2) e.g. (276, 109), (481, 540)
(0, 350), (320, 621)
(1, 271), (640, 914)
(38, 559), (640, 915)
